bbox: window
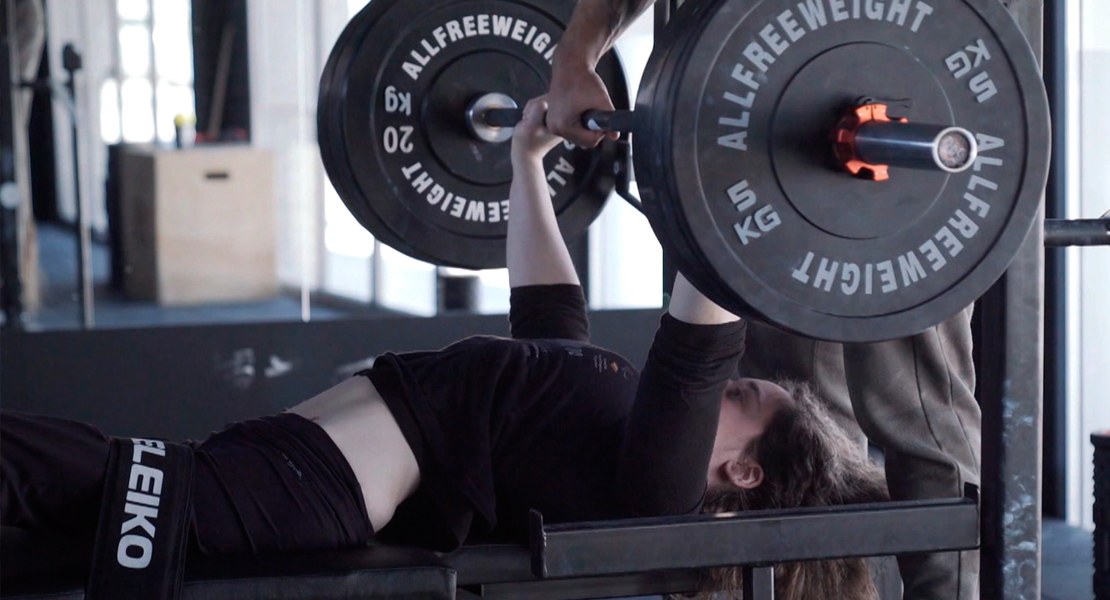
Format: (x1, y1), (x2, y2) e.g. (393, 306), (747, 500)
(100, 0), (195, 144)
(1065, 0), (1110, 532)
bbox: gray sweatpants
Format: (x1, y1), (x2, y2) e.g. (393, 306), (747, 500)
(739, 307), (981, 600)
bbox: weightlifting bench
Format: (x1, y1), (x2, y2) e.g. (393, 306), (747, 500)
(0, 486), (979, 600)
(0, 527), (456, 600)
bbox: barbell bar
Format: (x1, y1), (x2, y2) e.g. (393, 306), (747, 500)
(475, 96), (978, 177)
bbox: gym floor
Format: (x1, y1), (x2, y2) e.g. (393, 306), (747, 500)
(25, 223), (354, 330)
(1043, 519), (1095, 600)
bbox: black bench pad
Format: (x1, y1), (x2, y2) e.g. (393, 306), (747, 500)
(0, 528), (454, 600)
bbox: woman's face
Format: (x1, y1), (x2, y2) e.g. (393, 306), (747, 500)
(710, 378), (792, 480)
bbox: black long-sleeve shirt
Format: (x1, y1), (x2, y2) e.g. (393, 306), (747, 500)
(362, 285), (746, 551)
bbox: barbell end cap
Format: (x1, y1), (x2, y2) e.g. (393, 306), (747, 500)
(933, 127), (979, 174)
(465, 93), (519, 143)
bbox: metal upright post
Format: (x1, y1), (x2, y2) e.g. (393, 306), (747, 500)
(61, 43), (92, 328)
(1041, 0), (1070, 522)
(978, 2), (1045, 599)
(0, 0), (23, 329)
(656, 0), (678, 299)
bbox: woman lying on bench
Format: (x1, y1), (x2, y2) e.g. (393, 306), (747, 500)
(1, 98), (887, 600)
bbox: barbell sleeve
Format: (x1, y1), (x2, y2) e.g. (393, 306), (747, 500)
(853, 122), (979, 174)
(1044, 219), (1110, 247)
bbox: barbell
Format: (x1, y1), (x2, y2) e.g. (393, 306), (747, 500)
(317, 0), (1050, 342)
(476, 101), (980, 176)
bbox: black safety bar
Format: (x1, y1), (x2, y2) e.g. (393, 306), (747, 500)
(447, 485), (978, 600)
(529, 485), (980, 580)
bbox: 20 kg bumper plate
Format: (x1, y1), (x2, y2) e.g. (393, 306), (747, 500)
(318, 0), (629, 269)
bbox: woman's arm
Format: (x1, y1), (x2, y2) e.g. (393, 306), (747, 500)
(504, 97), (590, 342)
(506, 97), (580, 288)
(611, 273), (746, 517)
(668, 273), (741, 325)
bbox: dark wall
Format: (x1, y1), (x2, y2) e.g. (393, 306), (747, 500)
(191, 0), (251, 140)
(1, 309), (661, 439)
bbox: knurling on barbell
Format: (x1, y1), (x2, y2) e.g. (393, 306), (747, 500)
(478, 105), (637, 134)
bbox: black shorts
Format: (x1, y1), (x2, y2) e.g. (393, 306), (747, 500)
(0, 410), (374, 555)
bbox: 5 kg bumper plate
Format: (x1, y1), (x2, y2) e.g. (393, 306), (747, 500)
(636, 0), (1051, 342)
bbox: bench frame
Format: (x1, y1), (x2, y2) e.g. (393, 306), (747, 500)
(447, 486), (980, 600)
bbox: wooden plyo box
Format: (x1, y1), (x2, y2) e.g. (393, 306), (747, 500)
(120, 146), (278, 305)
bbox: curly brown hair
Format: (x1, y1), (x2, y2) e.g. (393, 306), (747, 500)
(695, 380), (890, 600)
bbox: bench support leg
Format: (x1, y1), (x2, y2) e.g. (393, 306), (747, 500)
(743, 566), (774, 600)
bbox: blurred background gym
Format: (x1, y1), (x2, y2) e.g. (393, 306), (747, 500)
(0, 1), (1107, 598)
